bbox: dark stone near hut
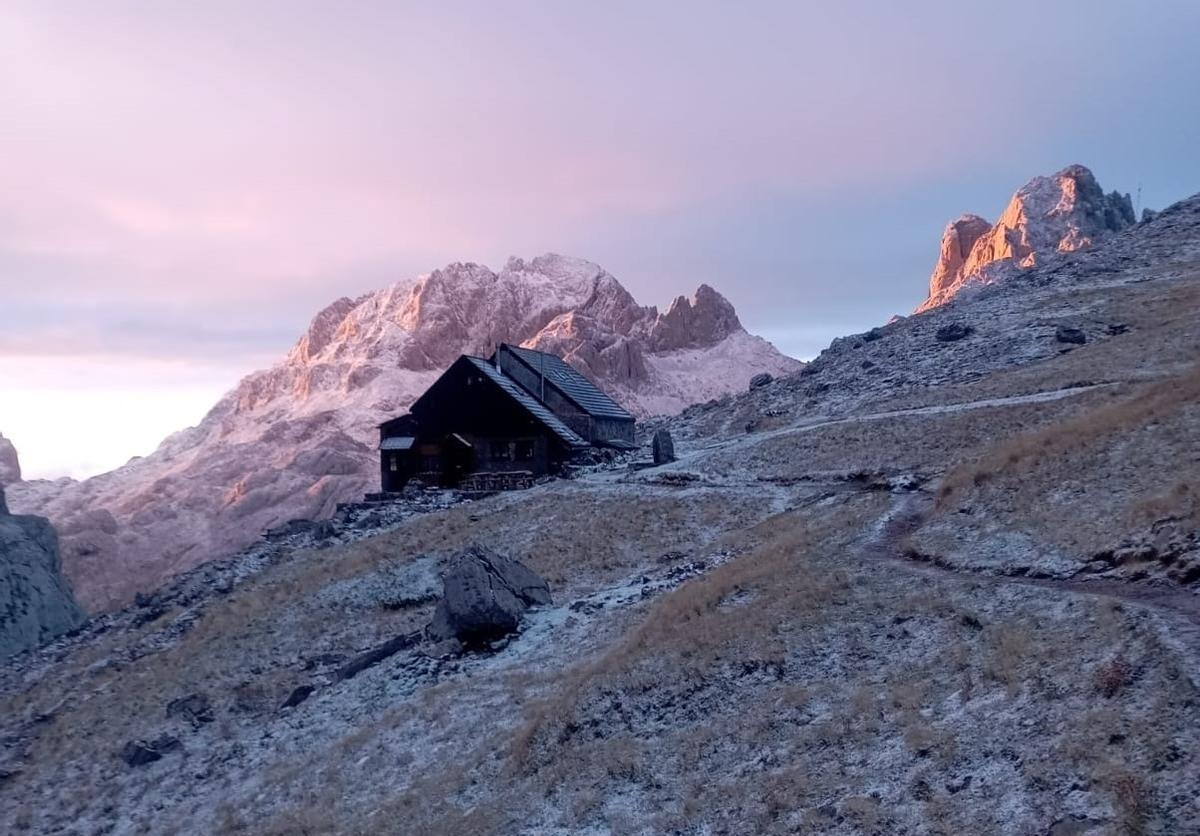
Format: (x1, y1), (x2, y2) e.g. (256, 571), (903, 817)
(1055, 326), (1087, 345)
(166, 693), (213, 727)
(749, 372), (774, 390)
(427, 547), (551, 644)
(862, 327), (884, 342)
(120, 735), (181, 767)
(935, 323), (973, 342)
(652, 429), (676, 465)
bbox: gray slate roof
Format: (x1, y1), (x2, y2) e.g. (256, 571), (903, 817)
(501, 345), (633, 421)
(465, 357), (588, 448)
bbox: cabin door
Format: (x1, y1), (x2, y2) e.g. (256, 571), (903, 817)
(443, 434), (474, 486)
(383, 452), (408, 492)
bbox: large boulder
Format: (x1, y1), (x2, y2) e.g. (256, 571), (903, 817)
(1, 486), (86, 658)
(427, 547), (551, 644)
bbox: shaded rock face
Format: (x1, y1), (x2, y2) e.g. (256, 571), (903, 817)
(919, 165), (1135, 312)
(0, 486), (86, 658)
(8, 253), (801, 613)
(935, 323), (973, 343)
(427, 547), (551, 644)
(0, 433), (20, 486)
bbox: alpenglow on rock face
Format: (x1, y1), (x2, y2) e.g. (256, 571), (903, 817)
(1, 486), (86, 658)
(7, 254), (801, 613)
(918, 165), (1135, 312)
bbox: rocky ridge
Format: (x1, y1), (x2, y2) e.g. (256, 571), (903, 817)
(918, 164), (1136, 311)
(7, 254), (799, 613)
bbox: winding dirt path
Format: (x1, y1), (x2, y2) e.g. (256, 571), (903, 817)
(865, 491), (1200, 628)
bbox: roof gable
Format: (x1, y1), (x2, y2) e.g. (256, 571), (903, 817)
(497, 344), (634, 421)
(461, 357), (588, 448)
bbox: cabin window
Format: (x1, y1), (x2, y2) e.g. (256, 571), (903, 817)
(421, 455), (440, 472)
(515, 440), (535, 460)
(490, 441), (515, 462)
(389, 455), (398, 472)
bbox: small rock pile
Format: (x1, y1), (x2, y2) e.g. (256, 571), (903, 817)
(1086, 520), (1200, 585)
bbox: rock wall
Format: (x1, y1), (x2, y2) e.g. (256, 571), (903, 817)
(0, 433), (20, 486)
(1, 485), (86, 658)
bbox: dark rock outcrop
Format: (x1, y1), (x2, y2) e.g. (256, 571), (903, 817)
(935, 323), (973, 343)
(166, 693), (213, 727)
(749, 373), (774, 390)
(0, 433), (19, 486)
(119, 735), (181, 767)
(427, 547), (551, 644)
(1, 486), (86, 658)
(1055, 326), (1087, 345)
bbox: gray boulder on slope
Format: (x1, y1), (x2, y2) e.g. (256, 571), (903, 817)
(427, 547), (551, 644)
(1, 485), (86, 659)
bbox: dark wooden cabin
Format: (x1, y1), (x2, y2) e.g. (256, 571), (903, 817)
(492, 344), (636, 447)
(378, 354), (600, 491)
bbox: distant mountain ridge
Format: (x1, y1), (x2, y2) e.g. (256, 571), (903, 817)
(918, 164), (1136, 312)
(7, 254), (800, 611)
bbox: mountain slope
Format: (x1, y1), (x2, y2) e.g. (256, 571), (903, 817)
(3, 192), (1198, 835)
(918, 164), (1136, 312)
(7, 254), (800, 612)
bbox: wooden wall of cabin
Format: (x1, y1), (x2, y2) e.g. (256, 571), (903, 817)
(406, 358), (573, 482)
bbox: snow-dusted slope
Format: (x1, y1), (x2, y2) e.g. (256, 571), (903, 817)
(8, 254), (800, 611)
(917, 164), (1136, 312)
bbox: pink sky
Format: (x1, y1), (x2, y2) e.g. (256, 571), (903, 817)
(2, 1), (1199, 478)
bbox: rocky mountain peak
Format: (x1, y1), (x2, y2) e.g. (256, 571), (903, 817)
(0, 432), (21, 486)
(918, 164), (1136, 311)
(648, 283), (742, 351)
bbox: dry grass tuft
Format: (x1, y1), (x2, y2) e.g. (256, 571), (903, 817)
(1094, 655), (1135, 698)
(936, 364), (1200, 510)
(1110, 771), (1154, 835)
